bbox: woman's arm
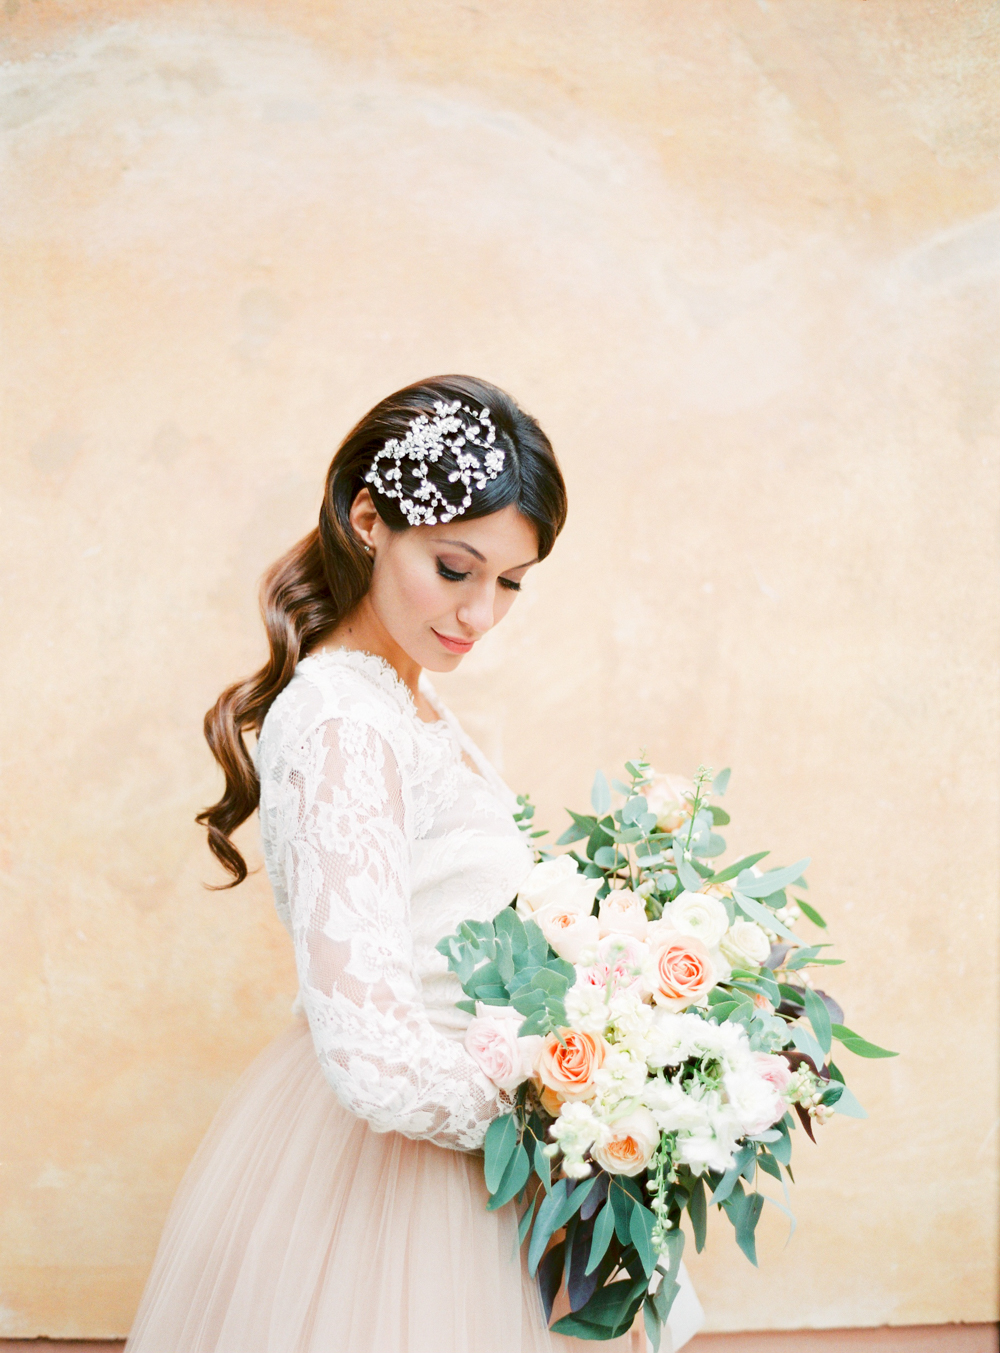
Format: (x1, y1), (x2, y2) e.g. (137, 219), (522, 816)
(277, 713), (504, 1150)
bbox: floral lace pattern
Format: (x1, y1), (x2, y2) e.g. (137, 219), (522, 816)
(256, 649), (534, 1150)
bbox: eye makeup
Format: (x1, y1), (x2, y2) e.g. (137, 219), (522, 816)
(436, 557), (522, 592)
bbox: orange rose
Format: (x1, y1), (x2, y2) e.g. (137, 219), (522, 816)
(649, 929), (716, 1009)
(536, 1029), (607, 1102)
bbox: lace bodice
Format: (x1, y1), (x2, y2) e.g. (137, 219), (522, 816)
(256, 648), (534, 1151)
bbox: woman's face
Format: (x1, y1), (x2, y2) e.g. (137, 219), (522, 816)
(354, 492), (539, 672)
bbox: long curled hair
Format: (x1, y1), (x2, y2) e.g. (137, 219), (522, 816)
(197, 374), (567, 885)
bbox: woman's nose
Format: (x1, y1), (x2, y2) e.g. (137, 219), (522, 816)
(456, 583), (495, 635)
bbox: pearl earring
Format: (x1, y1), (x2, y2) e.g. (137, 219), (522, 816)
(363, 544), (371, 553)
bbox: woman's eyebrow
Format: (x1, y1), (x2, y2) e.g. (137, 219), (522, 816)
(434, 538), (487, 562)
(434, 538), (539, 571)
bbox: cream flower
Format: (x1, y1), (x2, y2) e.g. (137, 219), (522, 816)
(591, 1107), (660, 1177)
(534, 901), (601, 963)
(515, 855), (601, 918)
(720, 919), (771, 969)
(598, 888), (649, 940)
(661, 890), (729, 949)
(564, 980), (612, 1035)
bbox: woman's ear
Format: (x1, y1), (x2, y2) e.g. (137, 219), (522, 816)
(349, 487), (380, 550)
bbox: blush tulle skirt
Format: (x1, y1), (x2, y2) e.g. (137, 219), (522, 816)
(125, 1019), (703, 1353)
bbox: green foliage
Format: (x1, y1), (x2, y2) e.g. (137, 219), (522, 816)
(831, 1024), (898, 1058)
(435, 909), (572, 1039)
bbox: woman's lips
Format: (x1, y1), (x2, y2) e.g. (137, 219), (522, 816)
(432, 629), (475, 654)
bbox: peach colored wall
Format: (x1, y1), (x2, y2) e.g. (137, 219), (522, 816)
(1, 0), (998, 1338)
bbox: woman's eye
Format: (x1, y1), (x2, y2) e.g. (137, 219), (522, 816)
(498, 578), (522, 593)
(436, 560), (470, 582)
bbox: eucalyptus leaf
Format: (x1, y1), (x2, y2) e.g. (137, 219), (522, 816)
(585, 1199), (616, 1275)
(710, 1145), (754, 1204)
(518, 1191), (539, 1244)
(738, 858), (810, 898)
(674, 850), (704, 893)
(629, 1202), (658, 1277)
(711, 851), (770, 884)
(644, 1299), (663, 1353)
(712, 767), (731, 795)
(796, 898), (828, 929)
(527, 1178), (569, 1275)
(484, 1113), (518, 1195)
(789, 1022), (827, 1069)
(486, 1142), (530, 1211)
(831, 1024), (898, 1058)
(687, 1175), (707, 1251)
(733, 891), (798, 942)
(833, 1084), (868, 1118)
(804, 985), (833, 1055)
(591, 769), (612, 815)
(532, 1133), (552, 1194)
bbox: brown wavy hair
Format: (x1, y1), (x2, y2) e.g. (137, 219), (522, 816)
(197, 374), (567, 885)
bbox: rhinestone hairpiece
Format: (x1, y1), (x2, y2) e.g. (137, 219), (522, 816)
(364, 400), (505, 527)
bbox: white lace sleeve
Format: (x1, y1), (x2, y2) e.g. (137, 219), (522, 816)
(278, 712), (505, 1151)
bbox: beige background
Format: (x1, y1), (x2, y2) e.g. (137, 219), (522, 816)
(2, 0), (998, 1339)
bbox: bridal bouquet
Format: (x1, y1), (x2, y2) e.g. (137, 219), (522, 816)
(437, 759), (894, 1346)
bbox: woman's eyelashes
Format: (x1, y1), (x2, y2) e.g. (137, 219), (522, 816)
(435, 558), (522, 592)
(436, 559), (470, 583)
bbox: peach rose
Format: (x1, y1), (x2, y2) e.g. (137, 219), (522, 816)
(536, 1029), (608, 1102)
(649, 929), (717, 1009)
(644, 773), (695, 833)
(591, 1107), (660, 1177)
(598, 888), (649, 940)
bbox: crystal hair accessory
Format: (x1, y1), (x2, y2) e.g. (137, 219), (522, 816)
(364, 400), (505, 527)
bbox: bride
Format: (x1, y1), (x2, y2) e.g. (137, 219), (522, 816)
(125, 375), (703, 1353)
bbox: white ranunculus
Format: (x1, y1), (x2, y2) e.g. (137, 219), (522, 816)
(515, 855), (602, 919)
(598, 888), (649, 940)
(591, 1106), (660, 1177)
(663, 890), (729, 949)
(720, 919), (771, 969)
(534, 901), (601, 964)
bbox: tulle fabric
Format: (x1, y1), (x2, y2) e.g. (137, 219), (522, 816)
(125, 1020), (644, 1353)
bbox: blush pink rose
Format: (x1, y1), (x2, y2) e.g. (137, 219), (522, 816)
(536, 1029), (608, 1102)
(464, 1005), (541, 1093)
(649, 929), (716, 1009)
(753, 1051), (793, 1096)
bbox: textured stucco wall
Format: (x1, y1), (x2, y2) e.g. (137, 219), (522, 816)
(2, 0), (998, 1338)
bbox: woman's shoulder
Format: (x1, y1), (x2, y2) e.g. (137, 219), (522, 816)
(257, 648), (419, 771)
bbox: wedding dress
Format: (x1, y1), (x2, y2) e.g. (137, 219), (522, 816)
(125, 649), (703, 1353)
